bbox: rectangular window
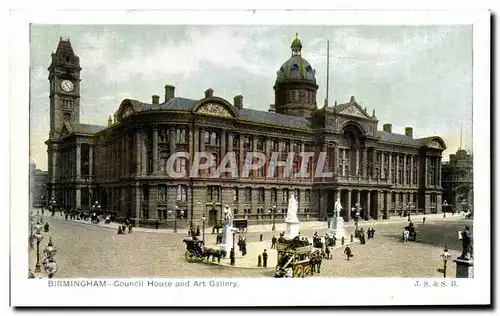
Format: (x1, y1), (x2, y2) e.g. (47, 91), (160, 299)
(294, 189), (300, 203)
(256, 138), (264, 151)
(233, 187), (239, 202)
(271, 188), (277, 203)
(305, 190), (311, 203)
(245, 187), (252, 202)
(232, 135), (240, 149)
(282, 189), (289, 203)
(258, 188), (265, 203)
(176, 128), (186, 144)
(272, 139), (279, 152)
(204, 131), (210, 144)
(158, 185), (167, 201)
(243, 136), (252, 151)
(177, 185), (187, 202)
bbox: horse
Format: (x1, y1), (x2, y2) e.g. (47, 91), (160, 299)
(309, 250), (323, 274)
(403, 230), (410, 242)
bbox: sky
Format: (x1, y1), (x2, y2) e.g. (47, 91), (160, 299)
(29, 25), (473, 170)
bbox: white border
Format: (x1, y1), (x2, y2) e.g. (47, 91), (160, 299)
(9, 9), (491, 307)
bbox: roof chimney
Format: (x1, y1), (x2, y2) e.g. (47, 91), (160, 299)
(269, 104), (276, 113)
(234, 95), (243, 109)
(205, 88), (214, 98)
(165, 85), (175, 102)
(152, 95), (160, 105)
(383, 123), (392, 133)
(405, 127), (413, 138)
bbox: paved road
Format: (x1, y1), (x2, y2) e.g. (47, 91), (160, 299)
(28, 215), (472, 278)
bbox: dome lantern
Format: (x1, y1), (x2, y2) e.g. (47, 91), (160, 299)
(291, 33), (302, 56)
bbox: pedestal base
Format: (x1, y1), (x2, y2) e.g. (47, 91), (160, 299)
(328, 217), (349, 240)
(454, 257), (474, 278)
(284, 221), (300, 238)
(219, 225), (234, 253)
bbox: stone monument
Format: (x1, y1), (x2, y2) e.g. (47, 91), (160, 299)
(219, 205), (235, 253)
(328, 198), (349, 240)
(454, 226), (474, 278)
(284, 193), (300, 238)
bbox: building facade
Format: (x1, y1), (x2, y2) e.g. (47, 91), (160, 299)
(46, 37), (446, 228)
(30, 162), (48, 207)
(442, 148), (473, 212)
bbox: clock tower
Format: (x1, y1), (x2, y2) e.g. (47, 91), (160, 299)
(48, 37), (81, 140)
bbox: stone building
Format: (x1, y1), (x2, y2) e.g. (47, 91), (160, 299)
(30, 162), (48, 207)
(46, 36), (446, 228)
(442, 148), (473, 212)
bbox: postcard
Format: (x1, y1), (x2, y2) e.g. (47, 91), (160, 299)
(10, 9), (491, 307)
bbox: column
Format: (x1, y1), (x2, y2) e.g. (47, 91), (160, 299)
(388, 153), (392, 183)
(395, 154), (399, 184)
(170, 127), (176, 153)
(356, 190), (361, 208)
(135, 184), (141, 226)
(342, 149), (346, 177)
(220, 131), (226, 163)
(424, 155), (429, 187)
(75, 188), (81, 209)
(89, 145), (93, 178)
(437, 157), (442, 187)
(334, 145), (339, 176)
(410, 155), (414, 186)
(362, 147), (368, 178)
(403, 154), (407, 185)
(125, 135), (129, 176)
(76, 143), (81, 179)
(381, 152), (385, 179)
(239, 134), (244, 178)
(384, 191), (390, 219)
(152, 127), (158, 174)
(135, 132), (141, 176)
(300, 141), (305, 181)
(334, 189), (340, 203)
(141, 132), (147, 177)
(367, 190), (371, 219)
(346, 189), (352, 221)
(356, 147), (360, 176)
(199, 128), (205, 152)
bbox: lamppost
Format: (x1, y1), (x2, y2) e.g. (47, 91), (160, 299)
(91, 200), (101, 213)
(34, 233), (44, 273)
(440, 246), (451, 278)
(42, 237), (58, 278)
(461, 199), (467, 213)
(49, 197), (56, 215)
(443, 200), (448, 218)
(201, 214), (207, 243)
(269, 204), (277, 231)
(173, 206), (179, 233)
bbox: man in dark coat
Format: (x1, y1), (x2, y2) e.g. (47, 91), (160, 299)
(155, 220), (159, 230)
(262, 249), (268, 268)
(325, 246), (331, 259)
(196, 225), (200, 237)
(271, 236), (277, 249)
(344, 245), (353, 260)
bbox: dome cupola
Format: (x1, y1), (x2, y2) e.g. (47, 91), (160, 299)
(273, 34), (318, 118)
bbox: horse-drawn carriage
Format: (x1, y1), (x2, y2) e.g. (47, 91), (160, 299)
(403, 224), (417, 242)
(274, 237), (322, 278)
(183, 238), (227, 264)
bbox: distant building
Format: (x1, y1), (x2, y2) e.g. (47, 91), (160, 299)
(46, 36), (446, 227)
(442, 148), (473, 212)
(30, 162), (48, 207)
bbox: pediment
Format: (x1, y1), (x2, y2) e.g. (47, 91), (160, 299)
(427, 140), (443, 149)
(339, 104), (369, 119)
(196, 103), (232, 117)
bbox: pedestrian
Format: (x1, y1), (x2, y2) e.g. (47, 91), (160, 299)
(128, 224), (133, 234)
(370, 227), (376, 239)
(271, 235), (277, 249)
(196, 225), (200, 237)
(117, 226), (123, 234)
(344, 245), (353, 260)
(262, 249), (268, 268)
(325, 246), (331, 259)
(242, 241), (247, 256)
(155, 220), (159, 230)
(423, 216), (426, 224)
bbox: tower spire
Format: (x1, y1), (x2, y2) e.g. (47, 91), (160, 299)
(460, 122), (463, 149)
(325, 40), (330, 108)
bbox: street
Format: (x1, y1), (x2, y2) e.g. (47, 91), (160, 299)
(28, 215), (472, 278)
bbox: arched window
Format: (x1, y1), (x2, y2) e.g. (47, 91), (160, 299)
(291, 64), (299, 71)
(305, 65), (312, 72)
(159, 151), (169, 172)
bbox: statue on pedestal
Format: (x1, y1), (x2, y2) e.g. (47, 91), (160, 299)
(223, 205), (233, 227)
(460, 226), (473, 259)
(334, 198), (343, 218)
(285, 193), (299, 222)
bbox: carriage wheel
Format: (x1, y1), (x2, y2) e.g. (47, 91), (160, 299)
(304, 265), (312, 276)
(184, 251), (195, 263)
(293, 266), (304, 278)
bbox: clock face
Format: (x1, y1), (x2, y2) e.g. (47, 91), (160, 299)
(60, 80), (74, 92)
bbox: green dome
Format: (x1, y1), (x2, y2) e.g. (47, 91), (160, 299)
(291, 36), (302, 50)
